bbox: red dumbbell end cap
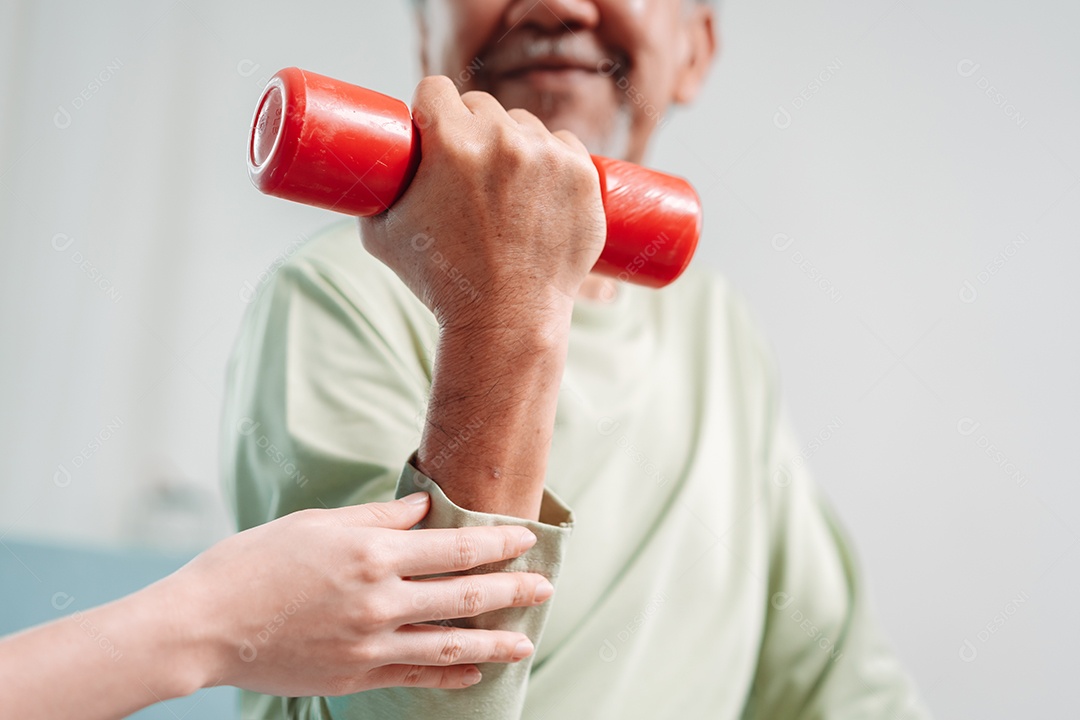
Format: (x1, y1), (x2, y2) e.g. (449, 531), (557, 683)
(591, 156), (702, 289)
(247, 67), (420, 217)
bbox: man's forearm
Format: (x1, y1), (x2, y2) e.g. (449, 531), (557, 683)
(417, 303), (573, 521)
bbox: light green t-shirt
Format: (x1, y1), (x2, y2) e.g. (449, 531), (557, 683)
(221, 220), (930, 719)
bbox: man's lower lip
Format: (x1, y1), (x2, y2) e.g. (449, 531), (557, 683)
(497, 67), (600, 82)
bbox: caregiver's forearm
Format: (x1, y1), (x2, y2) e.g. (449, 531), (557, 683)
(0, 580), (205, 720)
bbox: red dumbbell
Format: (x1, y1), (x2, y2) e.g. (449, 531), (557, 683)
(248, 67), (701, 288)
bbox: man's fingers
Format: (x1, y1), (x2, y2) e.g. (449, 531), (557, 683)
(387, 624), (535, 666)
(399, 572), (554, 624)
(459, 90), (513, 124)
(552, 128), (590, 155)
(411, 75), (468, 132)
(365, 663), (484, 691)
(506, 107), (547, 132)
(395, 525), (538, 576)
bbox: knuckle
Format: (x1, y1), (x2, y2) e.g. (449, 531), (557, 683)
(537, 134), (569, 163)
(354, 596), (395, 628)
(354, 561), (383, 587)
(348, 641), (378, 667)
(565, 154), (599, 192)
(460, 89), (495, 106)
(360, 501), (396, 526)
(401, 665), (427, 687)
(436, 629), (467, 664)
(325, 674), (354, 696)
(507, 107), (539, 124)
(565, 147), (596, 175)
(487, 124), (523, 159)
(459, 580), (486, 617)
(451, 532), (482, 568)
(353, 537), (390, 583)
(436, 130), (481, 165)
(512, 575), (531, 607)
(553, 128), (582, 147)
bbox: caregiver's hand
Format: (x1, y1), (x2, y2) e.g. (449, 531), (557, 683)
(191, 491), (549, 695)
(0, 492), (552, 720)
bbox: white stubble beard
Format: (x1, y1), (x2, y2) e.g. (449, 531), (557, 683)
(532, 88), (637, 161)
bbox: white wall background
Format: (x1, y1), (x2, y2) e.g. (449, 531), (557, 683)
(1, 0), (1076, 716)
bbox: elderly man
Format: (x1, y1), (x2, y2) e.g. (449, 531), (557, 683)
(223, 0), (930, 718)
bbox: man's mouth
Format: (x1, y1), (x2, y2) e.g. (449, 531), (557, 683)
(480, 33), (625, 84)
(499, 62), (596, 80)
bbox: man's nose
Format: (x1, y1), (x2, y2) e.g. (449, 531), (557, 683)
(504, 0), (601, 32)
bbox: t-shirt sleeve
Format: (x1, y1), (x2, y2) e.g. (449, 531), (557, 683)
(745, 405), (932, 719)
(221, 238), (574, 719)
(222, 238), (441, 529)
(313, 457), (573, 720)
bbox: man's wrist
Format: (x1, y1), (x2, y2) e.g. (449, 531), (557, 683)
(437, 290), (575, 345)
(419, 297), (574, 519)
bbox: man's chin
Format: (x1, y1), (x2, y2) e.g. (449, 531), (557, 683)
(549, 109), (634, 161)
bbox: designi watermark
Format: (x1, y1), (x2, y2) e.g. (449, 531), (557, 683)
(54, 58), (124, 130)
(957, 59), (1029, 129)
(958, 232), (1028, 303)
(959, 590), (1029, 662)
(599, 592), (668, 662)
(54, 416), (125, 488)
(51, 234), (122, 302)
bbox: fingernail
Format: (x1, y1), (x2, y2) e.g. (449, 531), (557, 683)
(533, 579), (554, 603)
(402, 492), (429, 505)
(462, 667), (482, 686)
(518, 529), (537, 552)
(512, 639), (534, 661)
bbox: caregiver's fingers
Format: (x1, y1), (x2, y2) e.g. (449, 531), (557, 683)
(398, 572), (554, 624)
(394, 525), (538, 577)
(363, 663), (485, 691)
(388, 624), (534, 666)
(334, 492), (433, 530)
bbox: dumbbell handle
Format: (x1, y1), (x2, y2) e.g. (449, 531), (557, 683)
(247, 67), (701, 288)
